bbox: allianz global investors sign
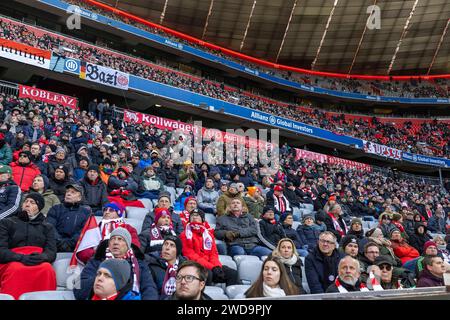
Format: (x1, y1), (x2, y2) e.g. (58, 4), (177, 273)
(19, 85), (78, 110)
(0, 39), (51, 69)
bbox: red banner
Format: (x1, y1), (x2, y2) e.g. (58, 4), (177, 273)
(295, 148), (372, 172)
(19, 85), (78, 110)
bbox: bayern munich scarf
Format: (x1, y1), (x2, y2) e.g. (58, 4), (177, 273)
(149, 224), (176, 247)
(368, 271), (384, 291)
(105, 247), (140, 293)
(99, 218), (125, 240)
(185, 222), (213, 251)
(327, 213), (348, 236)
(335, 278), (369, 293)
(161, 258), (179, 296)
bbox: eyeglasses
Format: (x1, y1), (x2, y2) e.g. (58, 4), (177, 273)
(319, 239), (335, 245)
(379, 264), (392, 271)
(175, 274), (202, 283)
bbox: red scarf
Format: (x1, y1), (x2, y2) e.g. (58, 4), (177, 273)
(335, 278), (369, 293)
(161, 259), (179, 296)
(327, 213), (348, 236)
(185, 222), (213, 251)
(99, 218), (125, 239)
(92, 293), (118, 300)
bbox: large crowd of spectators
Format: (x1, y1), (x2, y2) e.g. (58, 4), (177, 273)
(0, 90), (448, 299)
(1, 17), (449, 158)
(64, 0), (450, 100)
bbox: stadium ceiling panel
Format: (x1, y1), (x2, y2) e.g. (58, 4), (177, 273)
(102, 0), (450, 75)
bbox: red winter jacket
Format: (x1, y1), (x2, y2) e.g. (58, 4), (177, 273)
(390, 239), (420, 265)
(180, 224), (222, 270)
(10, 161), (41, 192)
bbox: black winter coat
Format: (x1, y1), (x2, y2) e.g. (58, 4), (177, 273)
(305, 246), (343, 294)
(257, 219), (285, 249)
(282, 224), (304, 249)
(0, 212), (56, 264)
(46, 202), (91, 252)
(408, 223), (431, 255)
(283, 258), (304, 292)
(79, 177), (109, 213)
(297, 225), (320, 249)
(73, 240), (158, 300)
(147, 254), (187, 299)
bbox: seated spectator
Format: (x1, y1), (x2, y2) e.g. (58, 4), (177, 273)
(347, 218), (368, 252)
(137, 166), (164, 200)
(90, 259), (140, 300)
(434, 235), (450, 263)
(271, 238), (305, 292)
(216, 183), (248, 217)
(417, 255), (446, 287)
(257, 206), (286, 251)
(180, 210), (238, 286)
(390, 229), (420, 265)
(77, 202), (140, 264)
(279, 212), (307, 255)
(243, 186), (265, 219)
(197, 177), (219, 215)
(79, 165), (109, 215)
(0, 134), (12, 165)
(142, 192), (183, 235)
(266, 185), (292, 219)
(374, 256), (415, 290)
(46, 184), (91, 252)
(391, 213), (408, 239)
(0, 165), (22, 220)
(404, 241), (441, 276)
(403, 211), (416, 237)
(47, 147), (73, 178)
(314, 211), (328, 232)
(166, 261), (210, 300)
(428, 206), (446, 234)
(73, 157), (90, 182)
(297, 214), (321, 252)
(174, 185), (195, 212)
(0, 193), (56, 299)
(28, 174), (60, 216)
(378, 212), (397, 238)
(366, 228), (402, 267)
(140, 208), (177, 255)
(245, 256), (299, 298)
(324, 204), (348, 242)
(305, 231), (344, 294)
(339, 235), (359, 259)
(147, 235), (186, 298)
(107, 166), (138, 194)
(409, 223), (432, 254)
(48, 165), (73, 202)
(10, 150), (40, 192)
(358, 242), (381, 277)
(215, 198), (271, 258)
(179, 196), (199, 227)
(99, 158), (114, 185)
(74, 228), (158, 300)
(326, 256), (366, 293)
(178, 160), (197, 188)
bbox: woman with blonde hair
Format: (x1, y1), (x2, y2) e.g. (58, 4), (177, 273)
(245, 256), (300, 298)
(271, 238), (304, 292)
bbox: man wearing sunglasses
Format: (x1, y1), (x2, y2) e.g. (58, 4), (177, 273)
(11, 150), (41, 192)
(375, 256), (415, 290)
(168, 260), (212, 300)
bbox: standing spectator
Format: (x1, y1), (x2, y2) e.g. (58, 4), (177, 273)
(10, 150), (41, 192)
(88, 98), (97, 117)
(0, 193), (56, 299)
(215, 198), (271, 258)
(46, 184), (91, 252)
(305, 231), (344, 294)
(97, 99), (106, 122)
(0, 165), (21, 220)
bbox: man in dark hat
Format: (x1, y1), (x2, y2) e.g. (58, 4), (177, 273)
(339, 235), (359, 258)
(80, 165), (109, 215)
(107, 166), (138, 194)
(10, 150), (41, 192)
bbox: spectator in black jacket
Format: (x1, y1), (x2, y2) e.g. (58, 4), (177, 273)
(280, 212), (305, 251)
(79, 165), (109, 215)
(409, 223), (432, 255)
(271, 238), (304, 293)
(284, 182), (300, 208)
(0, 165), (21, 220)
(324, 204), (348, 242)
(48, 164), (74, 202)
(163, 159), (179, 188)
(266, 185), (292, 218)
(257, 206), (285, 251)
(46, 184), (91, 252)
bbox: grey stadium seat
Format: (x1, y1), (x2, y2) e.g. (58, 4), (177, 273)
(233, 255), (260, 267)
(238, 259), (262, 285)
(53, 258), (83, 290)
(219, 255), (237, 270)
(56, 252), (73, 261)
(205, 213), (216, 226)
(204, 286), (229, 300)
(0, 294), (14, 300)
(126, 207), (150, 221)
(19, 290), (75, 300)
(300, 256), (310, 294)
(138, 198), (154, 211)
(225, 285), (251, 299)
(124, 218), (143, 234)
(292, 221), (301, 230)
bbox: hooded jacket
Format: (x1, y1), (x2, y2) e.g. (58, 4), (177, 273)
(73, 240), (158, 300)
(216, 191), (249, 217)
(79, 175), (109, 213)
(10, 161), (41, 192)
(408, 223), (431, 255)
(197, 187), (219, 213)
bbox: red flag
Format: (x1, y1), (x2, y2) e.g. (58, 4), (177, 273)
(70, 215), (102, 267)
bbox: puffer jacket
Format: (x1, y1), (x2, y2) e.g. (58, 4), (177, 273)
(390, 239), (420, 265)
(243, 195), (265, 219)
(79, 177), (109, 213)
(216, 191), (249, 216)
(46, 202), (91, 252)
(197, 187), (219, 213)
(215, 213), (259, 248)
(74, 240), (158, 300)
(0, 212), (56, 264)
(180, 223), (221, 270)
(10, 161), (41, 192)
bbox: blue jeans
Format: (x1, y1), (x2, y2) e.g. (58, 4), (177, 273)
(229, 245), (272, 258)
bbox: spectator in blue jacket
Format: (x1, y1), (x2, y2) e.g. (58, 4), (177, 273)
(74, 227), (158, 300)
(428, 205), (446, 234)
(46, 184), (90, 252)
(305, 231), (344, 294)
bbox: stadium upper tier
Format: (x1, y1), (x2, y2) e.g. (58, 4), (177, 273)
(39, 0), (450, 102)
(0, 17), (449, 159)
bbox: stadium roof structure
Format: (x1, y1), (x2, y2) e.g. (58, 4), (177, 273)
(97, 0), (450, 76)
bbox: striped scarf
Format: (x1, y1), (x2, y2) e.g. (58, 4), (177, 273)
(327, 213), (348, 236)
(105, 247), (140, 293)
(161, 259), (179, 296)
(99, 218), (125, 240)
(185, 222), (213, 251)
(149, 224), (176, 248)
(335, 278), (369, 293)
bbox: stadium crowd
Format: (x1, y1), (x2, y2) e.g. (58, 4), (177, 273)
(64, 0), (450, 100)
(0, 89), (448, 299)
(1, 17), (449, 158)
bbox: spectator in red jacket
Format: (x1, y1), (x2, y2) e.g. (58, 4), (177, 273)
(10, 150), (41, 192)
(389, 229), (420, 265)
(180, 209), (239, 286)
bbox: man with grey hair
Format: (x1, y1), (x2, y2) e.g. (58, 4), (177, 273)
(326, 256), (368, 293)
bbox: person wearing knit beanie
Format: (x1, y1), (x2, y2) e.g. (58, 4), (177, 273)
(23, 192), (45, 213)
(279, 212), (292, 224)
(302, 214), (315, 224)
(423, 241), (438, 255)
(247, 186), (257, 197)
(94, 259), (131, 299)
(154, 207), (172, 225)
(109, 227), (132, 250)
(369, 228), (384, 239)
(103, 202), (125, 218)
(351, 218), (363, 226)
(87, 165), (99, 173)
(163, 235), (183, 257)
(340, 235), (359, 258)
(189, 208), (205, 223)
(184, 196), (197, 212)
